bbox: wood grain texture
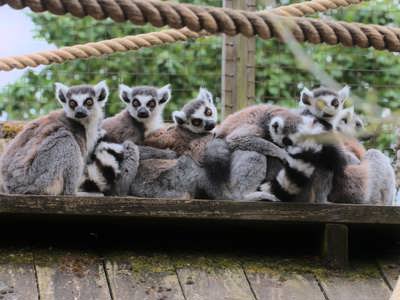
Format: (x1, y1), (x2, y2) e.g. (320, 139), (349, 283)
(175, 256), (255, 300)
(222, 0), (256, 119)
(104, 252), (184, 300)
(244, 271), (325, 300)
(322, 224), (349, 269)
(0, 194), (399, 225)
(378, 255), (400, 289)
(317, 264), (391, 300)
(0, 249), (38, 300)
(34, 249), (111, 300)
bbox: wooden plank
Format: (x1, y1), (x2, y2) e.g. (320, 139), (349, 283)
(378, 255), (400, 289)
(0, 195), (399, 225)
(244, 270), (325, 300)
(104, 251), (184, 300)
(0, 248), (38, 300)
(322, 224), (349, 269)
(175, 255), (255, 300)
(34, 249), (111, 300)
(317, 262), (391, 300)
(390, 277), (400, 300)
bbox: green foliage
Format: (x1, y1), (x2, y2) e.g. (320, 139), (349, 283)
(1, 0), (400, 152)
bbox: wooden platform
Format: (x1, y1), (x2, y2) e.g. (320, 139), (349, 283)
(0, 246), (398, 300)
(0, 194), (399, 225)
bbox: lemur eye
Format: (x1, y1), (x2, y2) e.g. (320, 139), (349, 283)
(84, 98), (93, 107)
(356, 121), (362, 128)
(132, 99), (140, 107)
(147, 99), (156, 108)
(204, 107), (212, 117)
(69, 100), (77, 109)
(342, 118), (348, 124)
(331, 98), (339, 108)
(191, 118), (202, 127)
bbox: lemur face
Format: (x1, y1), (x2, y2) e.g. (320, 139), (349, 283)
(119, 84), (171, 121)
(268, 111), (303, 147)
(173, 88), (218, 134)
(300, 86), (350, 119)
(55, 81), (109, 121)
(334, 107), (364, 136)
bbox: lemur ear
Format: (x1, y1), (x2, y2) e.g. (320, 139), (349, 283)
(94, 81), (109, 106)
(157, 84), (172, 104)
(198, 87), (213, 104)
(172, 111), (186, 125)
(55, 82), (69, 104)
(300, 87), (313, 106)
(338, 85), (350, 103)
(119, 84), (132, 104)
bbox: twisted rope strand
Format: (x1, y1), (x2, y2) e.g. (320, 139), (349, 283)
(0, 0), (366, 71)
(0, 28), (207, 71)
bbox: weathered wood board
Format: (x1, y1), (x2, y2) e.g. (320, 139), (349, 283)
(175, 255), (256, 300)
(317, 263), (391, 300)
(378, 255), (400, 290)
(0, 249), (38, 300)
(244, 271), (325, 300)
(34, 249), (111, 300)
(0, 194), (399, 225)
(104, 252), (184, 300)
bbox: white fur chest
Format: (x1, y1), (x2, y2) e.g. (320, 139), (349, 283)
(144, 114), (163, 137)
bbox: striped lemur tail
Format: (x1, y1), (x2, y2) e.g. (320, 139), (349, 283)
(252, 116), (347, 202)
(80, 138), (139, 196)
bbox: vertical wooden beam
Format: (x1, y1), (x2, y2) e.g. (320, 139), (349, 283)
(322, 223), (349, 269)
(222, 0), (256, 119)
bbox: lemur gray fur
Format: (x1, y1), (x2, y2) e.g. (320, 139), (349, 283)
(203, 105), (305, 200)
(0, 81), (109, 195)
(101, 84), (176, 160)
(299, 86), (395, 204)
(248, 115), (348, 202)
(144, 88), (217, 163)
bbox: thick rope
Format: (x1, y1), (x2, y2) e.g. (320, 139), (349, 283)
(0, 0), (365, 71)
(0, 28), (207, 71)
(272, 0), (362, 17)
(1, 0), (397, 53)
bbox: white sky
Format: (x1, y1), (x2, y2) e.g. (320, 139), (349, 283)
(0, 6), (54, 88)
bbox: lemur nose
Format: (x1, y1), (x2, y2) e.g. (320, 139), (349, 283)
(137, 108), (149, 118)
(272, 122), (279, 132)
(75, 111), (87, 119)
(204, 122), (215, 131)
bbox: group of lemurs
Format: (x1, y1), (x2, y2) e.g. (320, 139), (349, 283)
(0, 81), (396, 204)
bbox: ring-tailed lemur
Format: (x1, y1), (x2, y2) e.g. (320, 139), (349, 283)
(299, 85), (350, 130)
(101, 84), (176, 160)
(298, 86), (395, 204)
(0, 81), (109, 195)
(246, 115), (348, 202)
(144, 88), (217, 163)
(203, 105), (305, 200)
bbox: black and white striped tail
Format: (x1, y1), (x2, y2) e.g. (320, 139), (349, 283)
(259, 143), (346, 202)
(80, 138), (125, 195)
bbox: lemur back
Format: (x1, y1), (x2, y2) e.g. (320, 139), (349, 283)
(1, 81), (109, 195)
(144, 88), (217, 163)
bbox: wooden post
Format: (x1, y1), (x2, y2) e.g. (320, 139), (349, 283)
(221, 0), (256, 119)
(322, 223), (349, 269)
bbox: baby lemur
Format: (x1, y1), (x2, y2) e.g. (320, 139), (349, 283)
(102, 84), (176, 160)
(1, 81), (108, 195)
(144, 87), (217, 163)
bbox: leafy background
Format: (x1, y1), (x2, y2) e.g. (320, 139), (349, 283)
(1, 0), (399, 156)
